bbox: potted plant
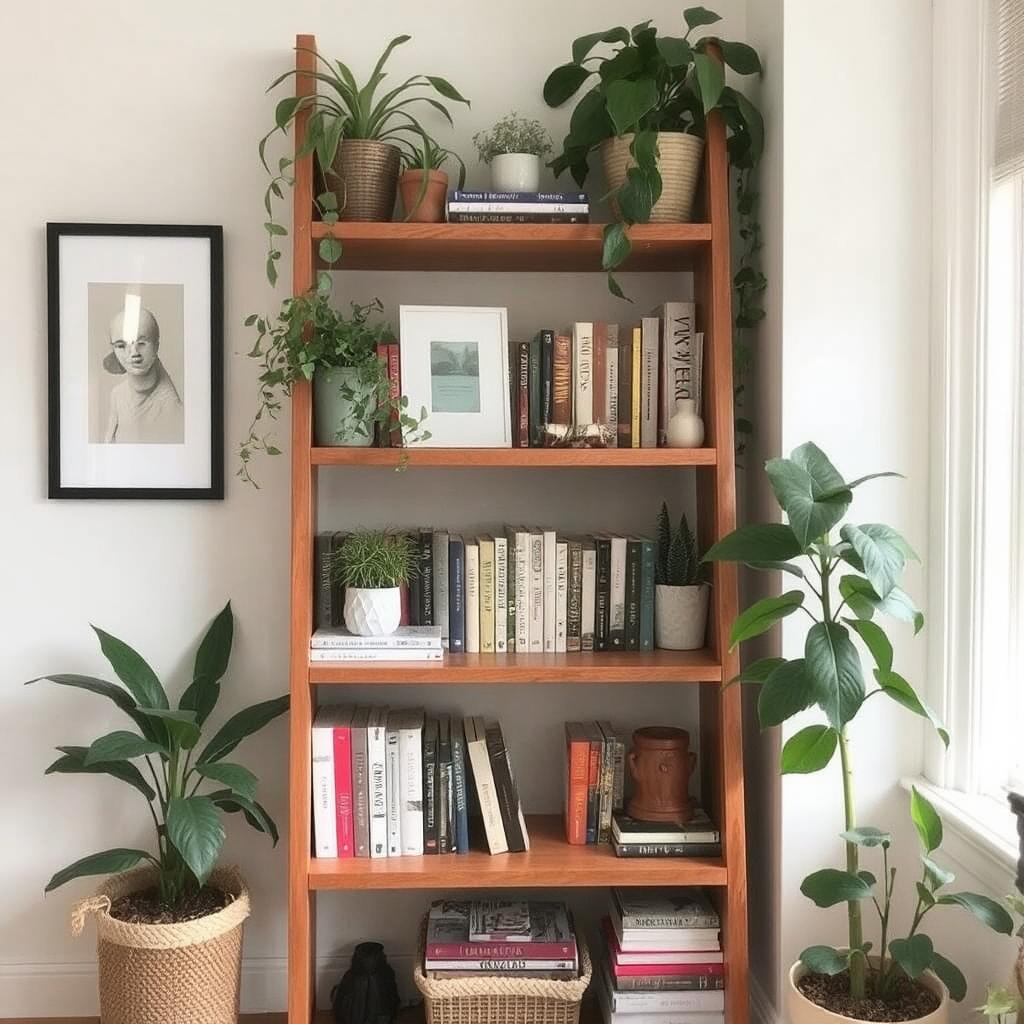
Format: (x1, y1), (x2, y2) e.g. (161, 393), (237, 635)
(27, 603), (288, 1024)
(542, 8), (763, 295)
(654, 503), (708, 650)
(333, 530), (418, 637)
(400, 136), (466, 223)
(259, 36), (469, 283)
(473, 112), (553, 192)
(977, 894), (1024, 1024)
(238, 294), (430, 486)
(705, 443), (1014, 1023)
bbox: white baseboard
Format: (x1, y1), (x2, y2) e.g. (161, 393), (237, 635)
(750, 972), (780, 1024)
(0, 952), (420, 1017)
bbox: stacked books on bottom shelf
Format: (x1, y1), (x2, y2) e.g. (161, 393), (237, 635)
(310, 625), (443, 663)
(425, 899), (578, 978)
(599, 888), (724, 1024)
(611, 808), (722, 859)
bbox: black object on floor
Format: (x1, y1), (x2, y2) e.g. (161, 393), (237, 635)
(331, 941), (400, 1024)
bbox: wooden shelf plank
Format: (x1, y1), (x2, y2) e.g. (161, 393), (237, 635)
(308, 815), (727, 890)
(311, 447), (716, 468)
(308, 649), (721, 685)
(310, 221), (711, 272)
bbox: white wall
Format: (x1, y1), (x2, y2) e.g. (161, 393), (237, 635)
(0, 1), (749, 1015)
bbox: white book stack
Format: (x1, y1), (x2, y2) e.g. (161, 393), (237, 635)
(310, 625), (443, 662)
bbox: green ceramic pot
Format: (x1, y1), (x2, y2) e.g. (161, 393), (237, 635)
(313, 366), (374, 447)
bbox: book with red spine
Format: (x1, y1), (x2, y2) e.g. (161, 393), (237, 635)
(387, 343), (402, 446)
(564, 721), (590, 845)
(517, 340), (530, 448)
(602, 919), (724, 965)
(426, 939), (577, 960)
(334, 715), (355, 858)
(612, 960), (725, 979)
(375, 343), (390, 447)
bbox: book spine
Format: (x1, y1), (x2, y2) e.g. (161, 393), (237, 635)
(640, 317), (659, 448)
(598, 729), (615, 844)
(592, 322), (607, 431)
(438, 719), (452, 855)
(660, 302), (696, 444)
(465, 541), (480, 654)
(447, 211), (589, 223)
(399, 720), (424, 856)
(625, 539), (642, 651)
(451, 720), (470, 853)
(426, 941), (576, 960)
(605, 324), (619, 445)
(540, 329), (555, 425)
(330, 533), (345, 626)
(425, 959), (578, 971)
(482, 537), (496, 654)
(586, 733), (601, 844)
(311, 724), (337, 858)
(314, 534), (333, 630)
(639, 538), (657, 652)
(617, 331), (632, 449)
(528, 335), (542, 446)
(529, 532), (544, 652)
(551, 333), (572, 425)
(618, 910), (721, 929)
(555, 541), (568, 654)
(608, 989), (725, 1014)
(447, 201), (589, 214)
(613, 975), (724, 992)
(433, 532), (450, 648)
(611, 733), (626, 812)
(572, 322), (593, 426)
(581, 544), (597, 652)
(311, 633), (443, 649)
(367, 715), (388, 858)
(450, 190), (589, 203)
(516, 341), (530, 449)
(614, 842), (723, 857)
(448, 537), (465, 654)
(609, 537), (627, 650)
(542, 530), (557, 653)
(423, 718), (439, 854)
(494, 536), (508, 653)
(595, 537), (611, 652)
(333, 726), (354, 859)
(465, 719), (509, 854)
(566, 540), (583, 653)
(485, 725), (527, 852)
(309, 648), (444, 662)
(375, 343), (391, 447)
(385, 721), (402, 856)
(514, 530), (530, 654)
(387, 344), (402, 446)
(351, 717), (369, 857)
(419, 530), (434, 626)
(565, 725), (589, 845)
(630, 326), (642, 448)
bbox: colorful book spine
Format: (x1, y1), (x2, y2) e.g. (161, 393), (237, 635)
(334, 720), (354, 859)
(640, 316), (659, 448)
(551, 333), (572, 425)
(516, 340), (530, 449)
(572, 322), (594, 426)
(617, 330), (632, 449)
(566, 539), (583, 653)
(494, 535), (508, 654)
(624, 540), (642, 651)
(427, 940), (577, 960)
(448, 535), (465, 654)
(565, 722), (590, 845)
(375, 343), (391, 448)
(465, 540), (480, 654)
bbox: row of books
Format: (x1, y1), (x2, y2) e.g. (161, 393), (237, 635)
(599, 888), (724, 1024)
(445, 189), (590, 224)
(424, 899), (578, 978)
(311, 707), (527, 858)
(564, 721), (624, 845)
(511, 304), (703, 449)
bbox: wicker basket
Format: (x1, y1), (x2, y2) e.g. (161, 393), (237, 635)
(330, 138), (401, 221)
(414, 925), (592, 1024)
(601, 131), (705, 222)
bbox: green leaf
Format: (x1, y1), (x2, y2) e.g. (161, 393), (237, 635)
(704, 523), (803, 563)
(683, 6), (722, 29)
(180, 602), (234, 726)
(791, 442), (847, 494)
(805, 622), (865, 728)
(839, 576), (924, 633)
(780, 725), (837, 775)
(922, 856), (955, 890)
(719, 40), (762, 75)
(765, 456), (849, 547)
(571, 27), (630, 64)
(910, 785), (943, 853)
(889, 934), (934, 980)
(45, 848), (155, 893)
(655, 36), (693, 67)
(136, 708), (201, 751)
(319, 236), (343, 264)
(92, 627), (168, 709)
(799, 945), (847, 975)
(917, 881), (936, 907)
(195, 761), (258, 801)
(693, 53), (725, 114)
(840, 826), (891, 847)
(745, 561), (805, 579)
(818, 471), (903, 501)
(166, 796), (225, 885)
(729, 591), (804, 649)
(874, 670), (949, 747)
(602, 222), (631, 272)
(84, 730), (164, 766)
(210, 790), (279, 845)
(263, 221), (287, 237)
(840, 524), (907, 599)
(726, 656), (786, 687)
(800, 868), (873, 907)
(978, 984), (1019, 1015)
(605, 78), (659, 135)
(197, 694), (289, 764)
(929, 952), (966, 1002)
(273, 95), (304, 130)
(46, 746), (155, 801)
(843, 618), (893, 673)
(543, 62), (592, 107)
(758, 659), (815, 728)
(424, 76), (469, 105)
(937, 892), (1014, 934)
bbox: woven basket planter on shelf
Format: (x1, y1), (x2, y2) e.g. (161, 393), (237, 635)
(600, 131), (705, 223)
(329, 139), (401, 221)
(413, 922), (592, 1024)
(71, 865), (250, 1024)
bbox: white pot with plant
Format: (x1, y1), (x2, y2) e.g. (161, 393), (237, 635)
(27, 603), (288, 1024)
(334, 530), (417, 637)
(707, 442), (1016, 1024)
(473, 111), (553, 193)
(654, 504), (709, 650)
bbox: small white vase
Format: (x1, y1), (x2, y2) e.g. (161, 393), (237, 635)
(343, 587), (402, 637)
(666, 399), (705, 448)
(491, 153), (541, 193)
(655, 584), (709, 650)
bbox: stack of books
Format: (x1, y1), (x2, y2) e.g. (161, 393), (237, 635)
(611, 808), (722, 859)
(598, 889), (724, 1024)
(446, 190), (590, 224)
(311, 708), (527, 859)
(425, 899), (579, 979)
(564, 721), (624, 845)
(310, 625), (442, 663)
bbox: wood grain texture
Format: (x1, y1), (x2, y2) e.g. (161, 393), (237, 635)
(311, 447), (717, 467)
(308, 815), (727, 890)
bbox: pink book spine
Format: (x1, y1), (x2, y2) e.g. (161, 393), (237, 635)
(426, 941), (575, 960)
(333, 726), (354, 858)
(612, 961), (724, 978)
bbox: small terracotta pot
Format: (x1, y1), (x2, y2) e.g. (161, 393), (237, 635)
(399, 169), (449, 223)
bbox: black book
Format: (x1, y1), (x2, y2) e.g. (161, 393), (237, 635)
(419, 529), (434, 626)
(484, 723), (529, 853)
(447, 211), (589, 224)
(613, 841), (723, 858)
(624, 539), (642, 651)
(540, 329), (555, 426)
(408, 532), (421, 627)
(594, 536), (612, 652)
(423, 716), (439, 854)
(438, 714), (453, 854)
(314, 533), (333, 630)
(448, 535), (466, 653)
(330, 532), (347, 627)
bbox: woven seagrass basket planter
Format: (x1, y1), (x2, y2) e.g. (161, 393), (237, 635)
(601, 131), (705, 223)
(71, 866), (250, 1024)
(330, 139), (401, 221)
(413, 922), (592, 1024)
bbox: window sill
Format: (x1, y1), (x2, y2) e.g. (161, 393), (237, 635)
(901, 777), (1019, 895)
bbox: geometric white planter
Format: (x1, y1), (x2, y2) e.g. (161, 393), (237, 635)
(343, 587), (402, 637)
(655, 583), (709, 650)
(490, 153), (541, 193)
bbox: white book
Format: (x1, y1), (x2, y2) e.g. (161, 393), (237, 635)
(528, 530), (544, 653)
(447, 201), (589, 214)
(555, 541), (569, 654)
(367, 707), (389, 859)
(542, 529), (558, 653)
(581, 543), (597, 652)
(464, 716), (508, 854)
(640, 316), (660, 448)
(311, 711), (337, 858)
(309, 648), (444, 662)
(513, 527), (530, 654)
(494, 535), (508, 653)
(465, 541), (480, 654)
(385, 711), (403, 857)
(606, 323), (619, 446)
(398, 709), (425, 855)
(433, 531), (450, 648)
(658, 301), (697, 445)
(479, 535), (495, 654)
(572, 321), (594, 426)
(597, 965), (724, 1024)
(609, 536), (627, 649)
(310, 626), (442, 650)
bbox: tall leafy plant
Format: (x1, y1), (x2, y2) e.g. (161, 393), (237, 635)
(705, 444), (1012, 1006)
(28, 603), (288, 908)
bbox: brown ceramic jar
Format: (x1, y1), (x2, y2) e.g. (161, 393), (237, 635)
(626, 726), (696, 824)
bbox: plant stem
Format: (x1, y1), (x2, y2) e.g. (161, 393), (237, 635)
(877, 848), (892, 992)
(838, 727), (866, 998)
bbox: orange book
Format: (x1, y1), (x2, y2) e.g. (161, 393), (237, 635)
(564, 722), (590, 845)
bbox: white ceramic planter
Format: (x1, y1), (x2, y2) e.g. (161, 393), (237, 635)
(655, 583), (709, 650)
(491, 153), (541, 192)
(787, 961), (949, 1024)
(343, 587), (402, 637)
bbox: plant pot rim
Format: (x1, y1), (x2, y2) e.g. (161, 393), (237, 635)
(399, 168), (449, 183)
(347, 585), (402, 593)
(787, 959), (949, 1024)
(338, 137), (401, 152)
(656, 581), (710, 590)
(491, 151), (543, 158)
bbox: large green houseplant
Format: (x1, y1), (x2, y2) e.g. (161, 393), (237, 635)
(705, 444), (1013, 1022)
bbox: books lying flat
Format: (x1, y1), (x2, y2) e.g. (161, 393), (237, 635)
(612, 809), (720, 845)
(613, 888), (720, 929)
(427, 958), (577, 971)
(603, 920), (724, 966)
(311, 625), (442, 649)
(600, 962), (725, 1014)
(309, 648), (443, 662)
(611, 959), (725, 992)
(613, 841), (722, 858)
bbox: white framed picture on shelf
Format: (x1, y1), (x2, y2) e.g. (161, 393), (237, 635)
(398, 305), (511, 447)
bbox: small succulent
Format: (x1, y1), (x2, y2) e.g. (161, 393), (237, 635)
(656, 503), (702, 586)
(473, 112), (553, 163)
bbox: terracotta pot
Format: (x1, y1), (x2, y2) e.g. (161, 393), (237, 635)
(399, 169), (449, 223)
(601, 131), (704, 223)
(626, 726), (696, 823)
(329, 139), (401, 221)
(787, 960), (949, 1024)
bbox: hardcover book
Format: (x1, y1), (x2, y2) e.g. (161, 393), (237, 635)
(318, 705), (355, 859)
(465, 539), (480, 654)
(433, 531), (450, 648)
(385, 711), (403, 856)
(438, 714), (453, 855)
(448, 535), (466, 654)
(540, 329), (555, 425)
(423, 715), (439, 854)
(451, 717), (470, 854)
(450, 190), (589, 203)
(311, 708), (338, 858)
(367, 707), (388, 859)
(551, 333), (572, 425)
(639, 537), (657, 651)
(603, 920), (725, 966)
(310, 625), (442, 649)
(617, 330), (633, 449)
(640, 316), (660, 448)
(612, 888), (721, 930)
(516, 340), (530, 449)
(592, 321), (606, 432)
(479, 535), (495, 654)
(350, 706), (370, 858)
(572, 322), (593, 426)
(446, 211), (589, 224)
(658, 301), (697, 444)
(419, 530), (434, 627)
(624, 539), (643, 651)
(542, 529), (557, 653)
(469, 900), (532, 942)
(594, 536), (612, 651)
(528, 530), (544, 653)
(609, 536), (627, 649)
(612, 808), (720, 845)
(529, 333), (543, 446)
(494, 534), (508, 654)
(564, 721), (590, 846)
(630, 326), (642, 448)
(566, 539), (583, 653)
(606, 323), (620, 445)
(309, 648), (443, 663)
(485, 722), (529, 853)
(581, 542), (597, 652)
(463, 716), (508, 855)
(314, 532), (334, 631)
(398, 709), (425, 856)
(555, 540), (568, 654)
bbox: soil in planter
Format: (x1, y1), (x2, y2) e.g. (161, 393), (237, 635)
(798, 970), (940, 1022)
(110, 885), (232, 925)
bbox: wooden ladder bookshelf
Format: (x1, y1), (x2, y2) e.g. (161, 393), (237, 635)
(285, 34), (748, 1024)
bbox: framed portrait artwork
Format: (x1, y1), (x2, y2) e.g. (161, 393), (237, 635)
(47, 223), (223, 498)
(398, 305), (510, 447)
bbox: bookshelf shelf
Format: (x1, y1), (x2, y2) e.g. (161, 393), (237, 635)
(308, 649), (722, 685)
(311, 447), (717, 468)
(310, 220), (712, 273)
(308, 815), (728, 890)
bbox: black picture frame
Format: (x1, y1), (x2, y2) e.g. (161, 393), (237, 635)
(47, 223), (224, 499)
